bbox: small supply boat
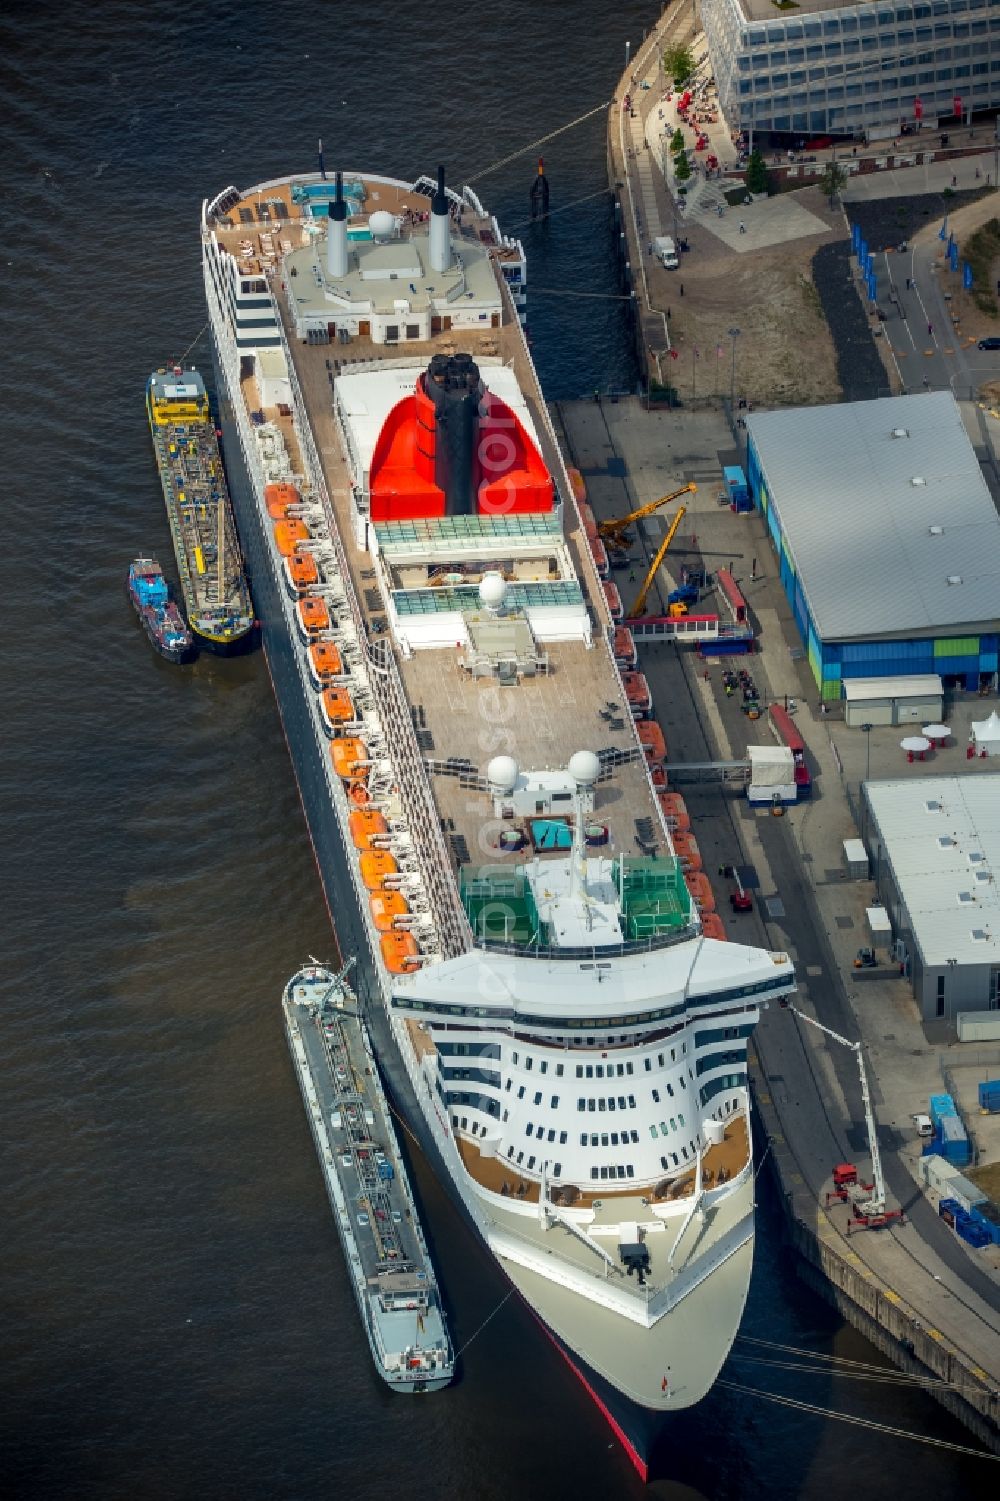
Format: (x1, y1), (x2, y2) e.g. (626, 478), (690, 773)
(127, 557), (195, 663)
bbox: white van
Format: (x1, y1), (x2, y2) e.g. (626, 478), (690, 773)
(653, 235), (679, 270)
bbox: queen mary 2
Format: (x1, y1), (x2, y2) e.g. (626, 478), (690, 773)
(200, 160), (795, 1476)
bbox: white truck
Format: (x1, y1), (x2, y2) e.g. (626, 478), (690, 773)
(653, 235), (679, 270)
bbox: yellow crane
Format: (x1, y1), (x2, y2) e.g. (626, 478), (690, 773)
(597, 481), (697, 554)
(632, 505), (687, 618)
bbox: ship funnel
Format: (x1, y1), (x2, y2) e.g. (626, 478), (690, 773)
(429, 163), (452, 274)
(327, 171), (348, 280)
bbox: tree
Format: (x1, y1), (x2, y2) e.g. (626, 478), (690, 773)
(670, 128), (686, 156)
(745, 150), (770, 197)
(674, 153), (692, 185)
(662, 44), (694, 86)
(819, 160), (848, 207)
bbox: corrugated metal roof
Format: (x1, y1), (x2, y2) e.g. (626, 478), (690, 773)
(746, 393), (1000, 642)
(865, 776), (1000, 967)
(842, 674), (942, 700)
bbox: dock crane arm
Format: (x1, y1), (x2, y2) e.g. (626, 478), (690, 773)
(598, 482), (697, 551)
(780, 1000), (886, 1215)
(631, 505), (687, 618)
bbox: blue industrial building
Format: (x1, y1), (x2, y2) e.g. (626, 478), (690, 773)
(744, 393), (1000, 701)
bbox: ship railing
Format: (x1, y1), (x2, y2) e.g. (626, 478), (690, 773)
(281, 322), (473, 962)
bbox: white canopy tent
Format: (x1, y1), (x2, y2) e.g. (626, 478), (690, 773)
(971, 710), (1000, 756)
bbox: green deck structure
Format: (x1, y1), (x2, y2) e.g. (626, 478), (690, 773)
(460, 866), (543, 945)
(613, 856), (692, 941)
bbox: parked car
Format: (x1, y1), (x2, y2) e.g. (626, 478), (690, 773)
(978, 336), (1000, 350)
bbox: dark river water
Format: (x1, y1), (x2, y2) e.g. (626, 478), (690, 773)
(0, 2), (990, 1496)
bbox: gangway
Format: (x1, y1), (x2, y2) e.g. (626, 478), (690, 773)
(626, 613), (754, 654)
(597, 482), (697, 555)
(665, 760), (751, 787)
(779, 1000), (904, 1234)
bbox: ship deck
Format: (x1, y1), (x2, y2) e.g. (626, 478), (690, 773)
(456, 1113), (749, 1207)
(153, 418), (250, 620)
(222, 175), (667, 882)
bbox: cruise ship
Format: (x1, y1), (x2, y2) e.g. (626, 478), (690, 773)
(200, 162), (795, 1477)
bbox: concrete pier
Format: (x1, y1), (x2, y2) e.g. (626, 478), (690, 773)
(554, 392), (1000, 1450)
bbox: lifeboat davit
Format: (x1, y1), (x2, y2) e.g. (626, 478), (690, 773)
(684, 871), (716, 912)
(622, 670), (652, 718)
(360, 850), (398, 891)
(284, 550), (319, 594)
(650, 764), (668, 790)
(671, 832), (703, 872)
(348, 779), (371, 807)
(370, 889), (409, 932)
(613, 626), (636, 668)
(320, 686), (355, 732)
(603, 581), (623, 623)
(265, 482), (300, 518)
(701, 912), (728, 941)
(381, 931), (420, 973)
(297, 595), (331, 640)
(637, 721), (667, 762)
(331, 737), (367, 780)
(658, 792), (690, 832)
(349, 808), (388, 850)
(274, 518), (310, 556)
(308, 640), (342, 685)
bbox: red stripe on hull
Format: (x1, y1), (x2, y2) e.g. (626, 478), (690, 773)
(529, 1310), (650, 1482)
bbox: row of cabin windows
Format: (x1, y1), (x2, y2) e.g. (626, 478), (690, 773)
(506, 1147), (562, 1177)
(525, 1124), (569, 1144)
(590, 1164), (636, 1181)
(506, 1083), (561, 1108)
(650, 1082), (676, 1101)
(574, 1061), (635, 1078)
(580, 1130), (641, 1147)
(510, 1052), (565, 1076)
(649, 1112), (686, 1137)
(576, 1095), (637, 1112)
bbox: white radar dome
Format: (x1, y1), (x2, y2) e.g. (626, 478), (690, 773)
(368, 210), (395, 240)
(487, 755), (519, 791)
(568, 750), (601, 787)
(478, 571), (507, 611)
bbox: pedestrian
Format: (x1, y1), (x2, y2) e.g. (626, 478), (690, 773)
(922, 376), (929, 389)
(666, 307), (671, 320)
(680, 283), (684, 297)
(739, 221), (746, 234)
(975, 167), (981, 180)
(905, 276), (912, 290)
(750, 557), (758, 580)
(629, 569), (636, 582)
(928, 321), (933, 336)
(951, 174), (957, 187)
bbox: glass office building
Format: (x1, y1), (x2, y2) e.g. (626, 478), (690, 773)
(701, 0), (1000, 140)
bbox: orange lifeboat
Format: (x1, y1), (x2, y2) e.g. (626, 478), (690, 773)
(637, 721), (667, 762)
(286, 551), (319, 592)
(331, 737), (367, 780)
(603, 581), (623, 623)
(274, 518), (310, 556)
(613, 626), (636, 668)
(381, 931), (420, 973)
(370, 889), (409, 932)
(701, 912), (728, 941)
(348, 779), (372, 807)
(297, 595), (331, 639)
(684, 871), (716, 913)
(321, 686), (355, 727)
(266, 482), (300, 518)
(349, 808), (388, 850)
(658, 793), (690, 832)
(360, 850), (398, 890)
(671, 832), (702, 872)
(589, 536), (610, 580)
(308, 640), (342, 683)
(622, 671), (652, 718)
(651, 765), (668, 789)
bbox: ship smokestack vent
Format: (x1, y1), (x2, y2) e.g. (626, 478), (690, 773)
(424, 354), (483, 514)
(429, 163), (452, 274)
(327, 172), (348, 280)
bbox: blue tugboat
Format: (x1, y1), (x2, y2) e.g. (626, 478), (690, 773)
(127, 557), (195, 663)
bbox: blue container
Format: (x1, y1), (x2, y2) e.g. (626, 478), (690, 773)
(957, 1219), (989, 1248)
(929, 1093), (957, 1128)
(971, 1208), (1000, 1246)
(978, 1080), (1000, 1110)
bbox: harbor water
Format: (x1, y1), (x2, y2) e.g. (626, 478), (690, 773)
(0, 2), (990, 1495)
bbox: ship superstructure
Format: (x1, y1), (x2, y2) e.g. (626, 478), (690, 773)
(201, 164), (795, 1474)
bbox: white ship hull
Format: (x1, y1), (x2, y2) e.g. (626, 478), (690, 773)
(201, 168), (795, 1477)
